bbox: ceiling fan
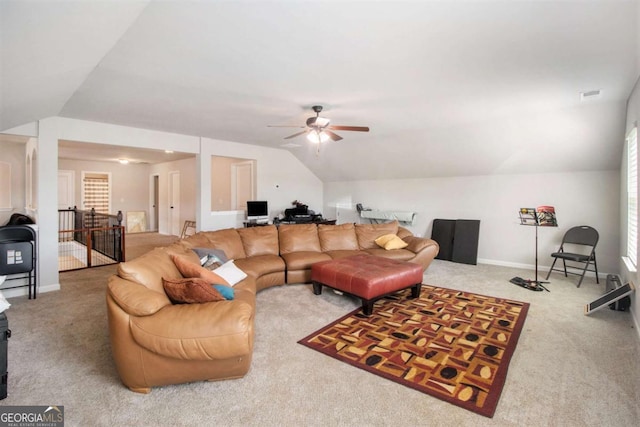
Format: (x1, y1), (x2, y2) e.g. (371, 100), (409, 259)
(269, 105), (370, 144)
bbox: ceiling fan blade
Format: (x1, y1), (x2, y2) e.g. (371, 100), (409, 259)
(328, 125), (370, 132)
(284, 129), (309, 139)
(324, 130), (343, 142)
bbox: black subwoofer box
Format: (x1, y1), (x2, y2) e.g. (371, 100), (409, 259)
(431, 219), (480, 265)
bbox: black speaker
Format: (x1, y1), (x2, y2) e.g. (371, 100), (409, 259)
(431, 219), (480, 265)
(432, 219), (455, 261)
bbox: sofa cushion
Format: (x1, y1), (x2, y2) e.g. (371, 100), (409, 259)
(108, 276), (171, 316)
(397, 226), (413, 239)
(325, 250), (367, 260)
(364, 248), (415, 261)
(171, 254), (230, 286)
(181, 232), (212, 249)
(318, 223), (359, 251)
(278, 223), (321, 254)
(234, 255), (285, 277)
(162, 277), (225, 304)
(237, 225), (279, 257)
(280, 251), (332, 270)
(117, 245), (195, 294)
(403, 236), (436, 253)
(375, 233), (408, 250)
(201, 228), (247, 260)
(130, 300), (254, 360)
(356, 220), (400, 249)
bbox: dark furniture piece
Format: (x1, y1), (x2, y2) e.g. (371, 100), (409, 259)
(545, 225), (599, 288)
(278, 218), (336, 225)
(245, 219), (336, 227)
(311, 254), (423, 315)
(431, 219), (480, 265)
(243, 221), (270, 228)
(0, 312), (8, 399)
(0, 225), (37, 299)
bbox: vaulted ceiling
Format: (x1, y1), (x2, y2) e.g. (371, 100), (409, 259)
(1, 1), (638, 181)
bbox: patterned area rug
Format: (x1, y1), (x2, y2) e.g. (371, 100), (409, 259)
(298, 285), (529, 418)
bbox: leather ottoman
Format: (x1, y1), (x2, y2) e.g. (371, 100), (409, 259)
(311, 254), (423, 315)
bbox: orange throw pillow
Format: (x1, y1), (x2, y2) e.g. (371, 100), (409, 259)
(171, 254), (230, 286)
(162, 277), (225, 304)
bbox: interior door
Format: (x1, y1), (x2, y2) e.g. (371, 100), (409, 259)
(57, 170), (75, 210)
(151, 174), (159, 232)
(57, 170), (75, 241)
(231, 161), (254, 211)
(168, 171), (181, 236)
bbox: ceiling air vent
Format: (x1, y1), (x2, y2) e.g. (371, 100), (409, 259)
(580, 89), (601, 101)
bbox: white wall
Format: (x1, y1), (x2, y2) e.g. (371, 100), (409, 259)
(325, 170), (620, 274)
(0, 141), (26, 225)
(4, 117), (322, 295)
(199, 137), (323, 231)
(58, 158), (150, 219)
(211, 156), (252, 211)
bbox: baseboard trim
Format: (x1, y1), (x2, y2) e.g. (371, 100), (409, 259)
(2, 283), (60, 299)
(477, 258), (606, 280)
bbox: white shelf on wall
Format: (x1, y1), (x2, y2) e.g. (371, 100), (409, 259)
(359, 210), (416, 225)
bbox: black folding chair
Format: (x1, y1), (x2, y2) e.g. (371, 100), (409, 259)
(0, 225), (37, 299)
(545, 226), (599, 288)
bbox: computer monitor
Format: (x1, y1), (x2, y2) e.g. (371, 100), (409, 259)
(246, 201), (269, 223)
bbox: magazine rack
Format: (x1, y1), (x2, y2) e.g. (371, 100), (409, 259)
(515, 207), (558, 291)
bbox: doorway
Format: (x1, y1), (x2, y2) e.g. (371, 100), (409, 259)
(168, 171), (181, 236)
(231, 161), (255, 211)
(58, 170), (75, 210)
(150, 174), (159, 232)
(211, 156), (256, 211)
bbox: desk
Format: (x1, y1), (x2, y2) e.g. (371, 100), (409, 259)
(244, 219), (337, 228)
(277, 219), (336, 226)
(243, 221), (270, 228)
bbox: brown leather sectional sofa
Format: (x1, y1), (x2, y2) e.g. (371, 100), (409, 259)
(106, 220), (439, 393)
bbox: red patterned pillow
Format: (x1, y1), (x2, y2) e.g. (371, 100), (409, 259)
(162, 277), (225, 304)
(170, 254), (230, 286)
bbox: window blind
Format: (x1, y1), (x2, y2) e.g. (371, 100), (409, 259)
(83, 175), (110, 214)
(627, 127), (638, 267)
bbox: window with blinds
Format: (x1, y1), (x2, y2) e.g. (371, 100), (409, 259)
(627, 127), (638, 267)
(83, 172), (111, 214)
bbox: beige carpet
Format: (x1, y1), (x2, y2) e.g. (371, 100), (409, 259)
(2, 235), (639, 426)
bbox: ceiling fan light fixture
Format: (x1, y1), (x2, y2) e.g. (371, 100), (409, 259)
(307, 130), (330, 143)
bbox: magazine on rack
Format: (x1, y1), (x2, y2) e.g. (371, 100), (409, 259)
(519, 206), (557, 227)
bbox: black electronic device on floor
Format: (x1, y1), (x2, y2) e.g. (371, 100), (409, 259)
(584, 280), (635, 316)
(605, 274), (631, 311)
(0, 312), (9, 399)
